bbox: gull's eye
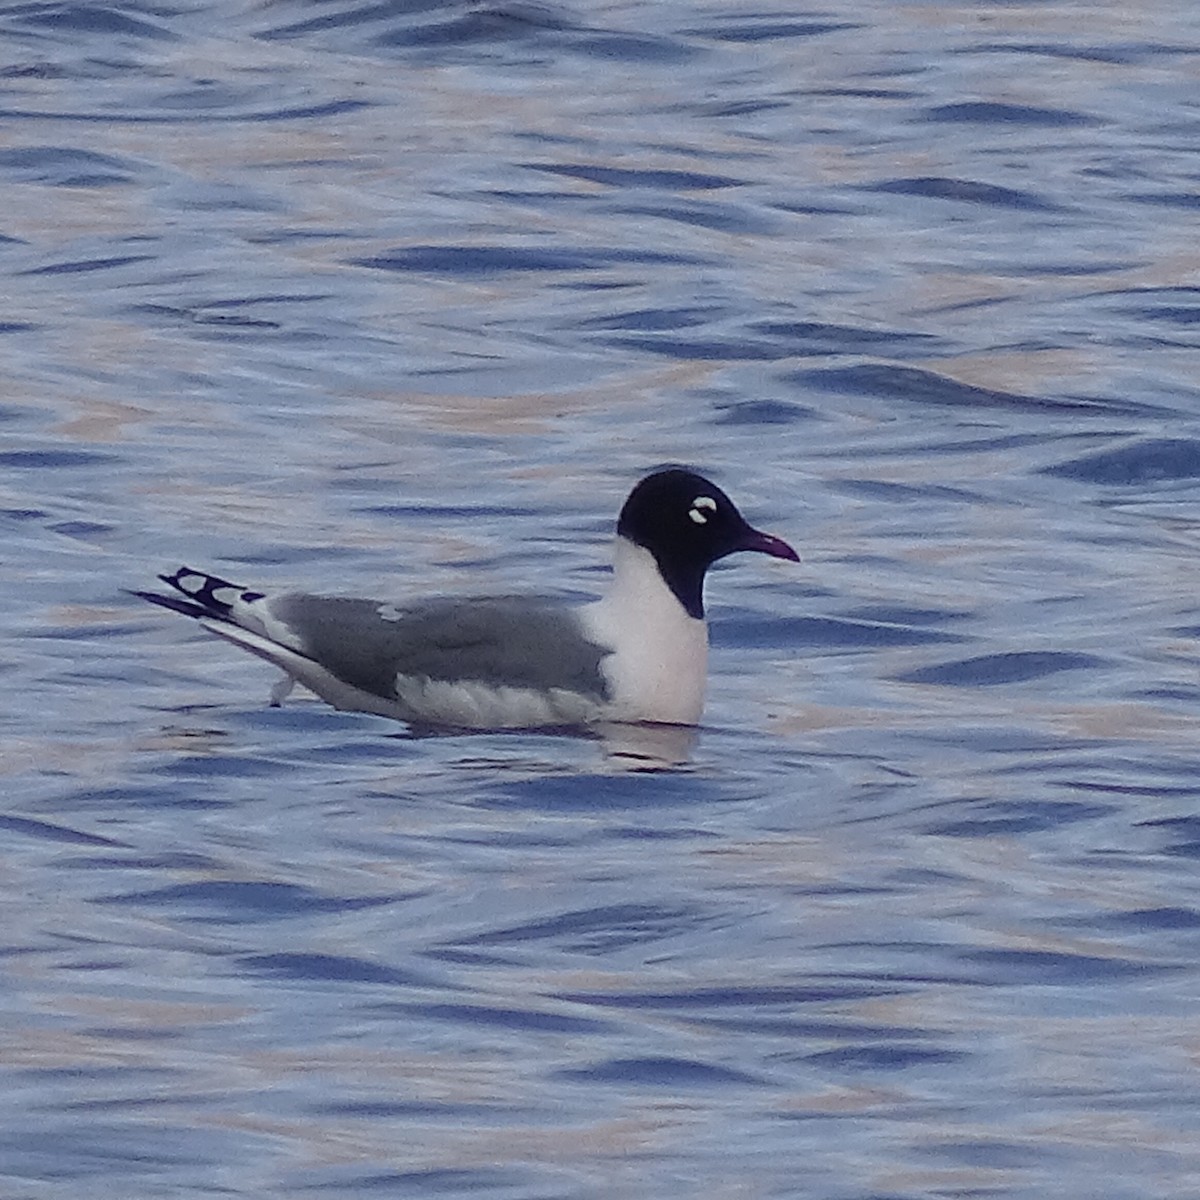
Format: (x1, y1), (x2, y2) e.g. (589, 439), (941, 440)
(688, 495), (719, 525)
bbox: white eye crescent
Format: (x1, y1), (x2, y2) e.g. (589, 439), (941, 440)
(688, 495), (718, 524)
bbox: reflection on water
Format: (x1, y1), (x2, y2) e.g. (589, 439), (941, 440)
(598, 721), (699, 771)
(4, 0), (1200, 1196)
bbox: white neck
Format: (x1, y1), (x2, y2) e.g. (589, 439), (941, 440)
(580, 536), (708, 725)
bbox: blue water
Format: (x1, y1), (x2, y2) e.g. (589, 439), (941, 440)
(4, 1), (1200, 1195)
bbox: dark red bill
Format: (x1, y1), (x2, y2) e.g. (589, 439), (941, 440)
(740, 528), (799, 562)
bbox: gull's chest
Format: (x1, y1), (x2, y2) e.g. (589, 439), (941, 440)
(579, 543), (709, 725)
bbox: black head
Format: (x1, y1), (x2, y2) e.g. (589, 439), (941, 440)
(617, 468), (798, 618)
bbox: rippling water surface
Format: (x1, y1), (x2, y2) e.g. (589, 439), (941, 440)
(4, 1), (1200, 1196)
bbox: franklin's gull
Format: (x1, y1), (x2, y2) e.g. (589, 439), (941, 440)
(135, 468), (797, 729)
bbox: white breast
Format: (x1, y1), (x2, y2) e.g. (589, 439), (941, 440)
(580, 538), (709, 725)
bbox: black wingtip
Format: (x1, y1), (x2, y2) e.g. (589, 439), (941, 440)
(154, 566), (245, 617)
(127, 588), (215, 620)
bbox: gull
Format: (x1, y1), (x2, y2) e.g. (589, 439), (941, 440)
(135, 468), (797, 729)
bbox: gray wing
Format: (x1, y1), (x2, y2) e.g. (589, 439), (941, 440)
(269, 594), (611, 702)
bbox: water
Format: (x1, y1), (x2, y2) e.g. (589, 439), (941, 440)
(3, 0), (1200, 1195)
